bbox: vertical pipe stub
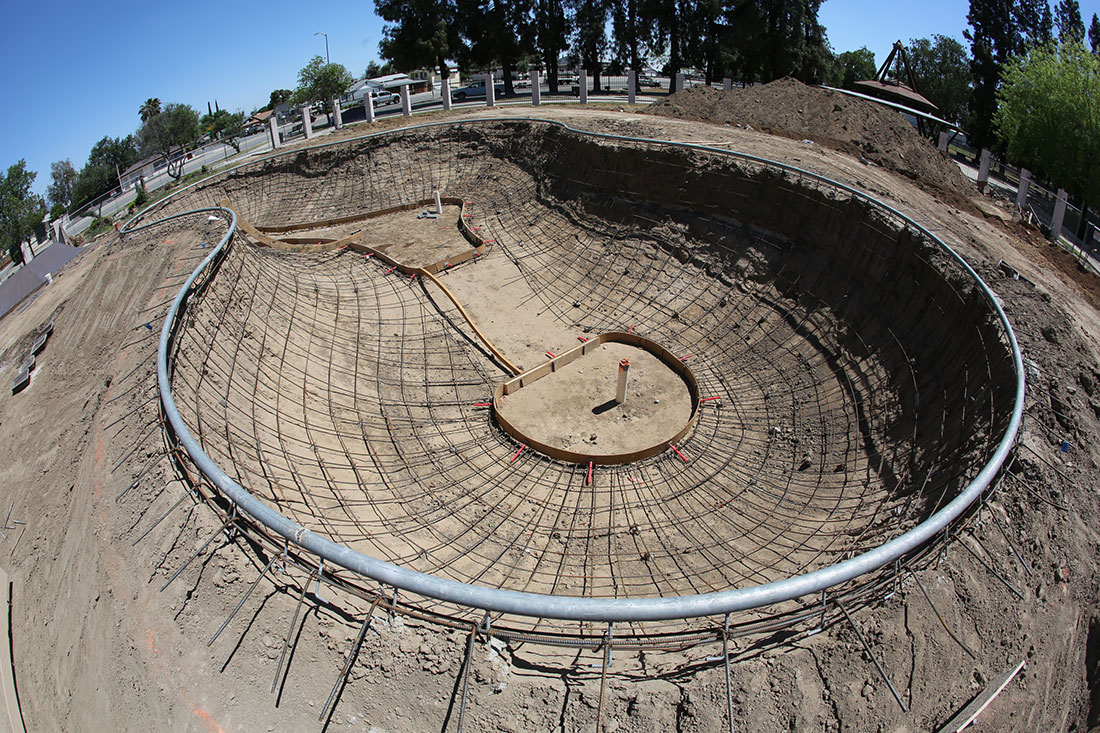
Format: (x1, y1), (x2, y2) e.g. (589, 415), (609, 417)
(434, 190), (443, 215)
(615, 359), (630, 405)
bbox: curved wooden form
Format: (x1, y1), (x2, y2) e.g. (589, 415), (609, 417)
(221, 197), (519, 374)
(492, 332), (702, 465)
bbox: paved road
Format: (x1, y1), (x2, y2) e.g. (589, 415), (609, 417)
(66, 131), (271, 236)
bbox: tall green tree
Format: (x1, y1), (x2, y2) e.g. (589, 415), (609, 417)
(454, 0), (533, 95)
(47, 159), (77, 214)
(1017, 0), (1054, 45)
(1055, 0), (1085, 42)
(996, 40), (1100, 237)
(71, 135), (141, 211)
(965, 0), (1023, 149)
(570, 0), (610, 91)
(138, 103), (200, 180)
(610, 0), (643, 73)
(139, 97), (161, 123)
(908, 35), (972, 124)
(642, 0), (683, 82)
(1090, 13), (1100, 52)
(200, 109), (248, 152)
(293, 56), (354, 105)
(376, 0), (459, 83)
(0, 161), (46, 266)
(535, 0), (570, 90)
(831, 47), (877, 90)
(264, 89), (293, 112)
(724, 0), (766, 84)
(754, 0), (831, 84)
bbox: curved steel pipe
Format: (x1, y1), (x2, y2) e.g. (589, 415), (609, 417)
(139, 118), (1024, 623)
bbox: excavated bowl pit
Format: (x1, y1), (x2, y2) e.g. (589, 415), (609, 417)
(154, 120), (1019, 635)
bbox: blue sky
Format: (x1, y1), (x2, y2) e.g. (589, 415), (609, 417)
(2, 0), (1097, 198)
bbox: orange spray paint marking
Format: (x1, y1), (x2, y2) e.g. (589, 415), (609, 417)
(191, 706), (227, 733)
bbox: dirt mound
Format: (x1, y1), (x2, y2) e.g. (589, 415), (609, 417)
(644, 78), (974, 205)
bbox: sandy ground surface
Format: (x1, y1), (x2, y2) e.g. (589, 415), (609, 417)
(0, 90), (1097, 733)
(496, 341), (693, 457)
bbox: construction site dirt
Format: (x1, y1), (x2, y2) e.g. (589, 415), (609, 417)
(0, 81), (1097, 733)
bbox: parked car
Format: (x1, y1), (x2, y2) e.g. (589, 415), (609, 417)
(452, 81), (506, 101)
(369, 89), (400, 106)
(637, 74), (661, 87)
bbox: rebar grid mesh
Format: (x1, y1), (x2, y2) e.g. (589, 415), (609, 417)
(153, 120), (1020, 637)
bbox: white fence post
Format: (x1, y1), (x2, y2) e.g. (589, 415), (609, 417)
(332, 98), (342, 129)
(364, 94), (376, 123)
(486, 71), (496, 108)
(723, 77), (732, 91)
(400, 85), (411, 116)
(269, 115), (281, 149)
(675, 73), (685, 93)
(301, 105), (313, 139)
(1051, 188), (1069, 241)
(976, 148), (991, 191)
(1016, 168), (1031, 209)
(938, 131), (949, 153)
(579, 70), (588, 104)
(441, 78), (452, 110)
(627, 69), (636, 104)
(532, 70), (541, 106)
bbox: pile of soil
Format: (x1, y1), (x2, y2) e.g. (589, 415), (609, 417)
(644, 78), (975, 206)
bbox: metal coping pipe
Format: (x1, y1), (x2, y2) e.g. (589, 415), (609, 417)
(141, 118), (1025, 623)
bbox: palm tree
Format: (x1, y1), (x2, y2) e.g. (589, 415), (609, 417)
(139, 98), (162, 123)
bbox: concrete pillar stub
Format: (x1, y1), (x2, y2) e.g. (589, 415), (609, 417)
(1051, 188), (1069, 241)
(627, 70), (636, 104)
(976, 148), (991, 190)
(332, 98), (342, 128)
(301, 105), (313, 139)
(938, 131), (949, 152)
(723, 77), (732, 91)
(400, 85), (411, 116)
(442, 78), (452, 110)
(675, 73), (685, 93)
(269, 115), (281, 149)
(1016, 168), (1032, 209)
(532, 70), (541, 105)
(486, 72), (495, 108)
(364, 94), (376, 123)
(579, 70), (588, 104)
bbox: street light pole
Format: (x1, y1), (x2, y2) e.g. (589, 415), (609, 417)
(314, 32), (329, 64)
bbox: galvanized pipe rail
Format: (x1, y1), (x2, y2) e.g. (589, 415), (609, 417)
(131, 118), (1025, 625)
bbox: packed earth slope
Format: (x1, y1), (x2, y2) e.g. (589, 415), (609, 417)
(645, 78), (975, 206)
(0, 103), (1096, 732)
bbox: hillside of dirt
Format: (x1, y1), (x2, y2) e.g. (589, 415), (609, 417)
(645, 78), (975, 207)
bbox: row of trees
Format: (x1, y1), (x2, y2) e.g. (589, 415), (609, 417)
(1, 161), (46, 265)
(374, 0), (833, 94)
(51, 100), (238, 215)
(49, 54), (355, 221)
(966, 0), (1098, 148)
